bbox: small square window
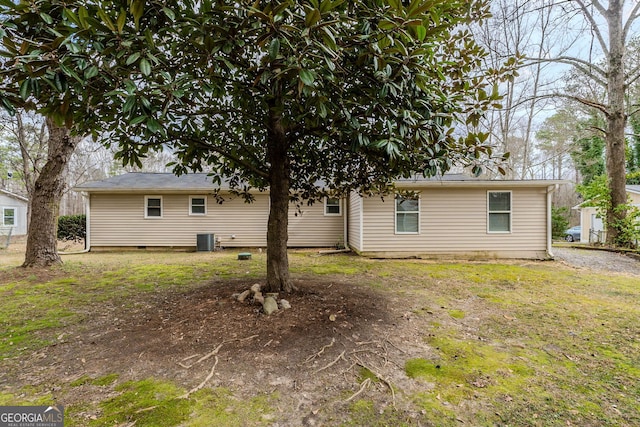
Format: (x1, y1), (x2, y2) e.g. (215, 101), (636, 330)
(190, 196), (207, 215)
(3, 208), (15, 226)
(324, 198), (341, 216)
(145, 196), (163, 218)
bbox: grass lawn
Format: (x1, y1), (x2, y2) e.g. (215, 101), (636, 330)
(0, 249), (639, 426)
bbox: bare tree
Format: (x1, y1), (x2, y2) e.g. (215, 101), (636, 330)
(477, 0), (563, 178)
(527, 0), (640, 245)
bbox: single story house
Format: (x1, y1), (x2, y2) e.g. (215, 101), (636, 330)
(74, 173), (564, 259)
(573, 185), (640, 243)
(0, 189), (28, 236)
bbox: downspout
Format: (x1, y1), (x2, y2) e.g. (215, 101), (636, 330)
(343, 195), (348, 250)
(546, 184), (558, 258)
(359, 195), (363, 252)
(60, 191), (91, 255)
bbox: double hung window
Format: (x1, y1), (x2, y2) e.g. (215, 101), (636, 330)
(324, 198), (341, 216)
(3, 208), (15, 226)
(395, 194), (419, 234)
(488, 191), (511, 233)
(190, 196), (207, 215)
(145, 196), (163, 218)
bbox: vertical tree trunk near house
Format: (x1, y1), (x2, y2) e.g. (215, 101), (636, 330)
(22, 119), (79, 267)
(605, 0), (628, 245)
(264, 106), (293, 293)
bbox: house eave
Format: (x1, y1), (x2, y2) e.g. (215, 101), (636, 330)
(395, 179), (567, 188)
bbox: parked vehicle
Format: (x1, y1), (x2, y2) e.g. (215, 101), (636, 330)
(564, 226), (581, 242)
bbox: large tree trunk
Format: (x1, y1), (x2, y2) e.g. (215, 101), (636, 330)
(264, 105), (293, 293)
(22, 119), (78, 268)
(605, 0), (628, 246)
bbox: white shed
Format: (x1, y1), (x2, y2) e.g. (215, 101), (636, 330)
(0, 189), (28, 236)
(574, 185), (640, 243)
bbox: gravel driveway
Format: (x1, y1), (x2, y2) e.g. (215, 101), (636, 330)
(553, 246), (640, 276)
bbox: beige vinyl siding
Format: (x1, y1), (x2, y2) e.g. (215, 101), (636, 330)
(360, 187), (548, 258)
(90, 193), (342, 248)
(347, 192), (363, 251)
(288, 201), (344, 247)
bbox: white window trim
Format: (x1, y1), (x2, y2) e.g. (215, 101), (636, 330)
(2, 207), (15, 226)
(395, 193), (420, 235)
(144, 195), (163, 219)
(189, 195), (207, 216)
(324, 197), (342, 216)
(487, 190), (512, 234)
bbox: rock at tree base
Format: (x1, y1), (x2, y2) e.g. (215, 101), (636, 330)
(279, 299), (291, 310)
(263, 297), (278, 315)
(237, 289), (251, 302)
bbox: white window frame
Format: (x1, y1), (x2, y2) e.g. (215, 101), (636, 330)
(395, 193), (420, 234)
(3, 207), (15, 226)
(145, 195), (163, 219)
(189, 195), (207, 216)
(487, 191), (512, 233)
(324, 197), (342, 216)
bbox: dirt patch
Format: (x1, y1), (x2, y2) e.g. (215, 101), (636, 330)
(6, 276), (436, 425)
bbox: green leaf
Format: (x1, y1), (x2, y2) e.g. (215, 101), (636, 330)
(78, 6), (89, 28)
(97, 8), (115, 32)
(415, 25), (426, 41)
(126, 52), (141, 65)
(0, 96), (15, 116)
(299, 69), (314, 86)
(39, 12), (53, 25)
(84, 65), (99, 79)
(130, 115), (147, 125)
(130, 0), (144, 30)
(162, 7), (176, 21)
(123, 96), (136, 113)
(117, 9), (127, 34)
(19, 79), (30, 100)
(146, 118), (161, 133)
(269, 38), (280, 60)
(388, 0), (401, 11)
(305, 8), (321, 27)
(378, 20), (395, 31)
(139, 58), (151, 76)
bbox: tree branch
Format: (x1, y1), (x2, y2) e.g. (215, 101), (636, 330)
(623, 1), (640, 40)
(512, 92), (609, 116)
(524, 56), (607, 84)
(169, 132), (270, 180)
(572, 0), (609, 55)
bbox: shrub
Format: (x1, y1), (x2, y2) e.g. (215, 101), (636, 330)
(57, 215), (86, 242)
(552, 207), (569, 239)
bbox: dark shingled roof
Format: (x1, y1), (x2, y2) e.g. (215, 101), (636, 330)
(74, 172), (565, 192)
(74, 173), (224, 192)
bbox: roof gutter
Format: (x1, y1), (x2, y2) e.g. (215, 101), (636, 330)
(547, 184), (559, 258)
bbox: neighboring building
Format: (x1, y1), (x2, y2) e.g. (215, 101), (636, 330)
(0, 189), (28, 236)
(74, 173), (564, 259)
(574, 185), (640, 243)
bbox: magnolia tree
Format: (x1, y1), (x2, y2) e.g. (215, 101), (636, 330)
(1, 0), (509, 289)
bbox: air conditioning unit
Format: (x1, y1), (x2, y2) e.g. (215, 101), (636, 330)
(196, 233), (215, 252)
